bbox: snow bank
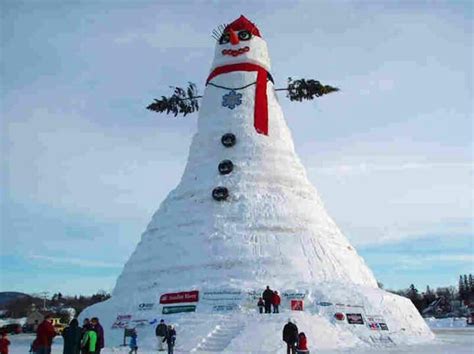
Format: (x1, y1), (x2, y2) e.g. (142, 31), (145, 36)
(425, 317), (467, 328)
(0, 318), (26, 327)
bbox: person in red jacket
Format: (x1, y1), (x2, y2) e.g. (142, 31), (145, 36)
(272, 291), (281, 313)
(296, 332), (309, 353)
(35, 315), (56, 354)
(0, 332), (10, 354)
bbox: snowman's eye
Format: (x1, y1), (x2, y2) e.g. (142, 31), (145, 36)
(238, 30), (251, 41)
(219, 33), (230, 44)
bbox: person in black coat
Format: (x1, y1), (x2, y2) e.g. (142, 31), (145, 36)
(262, 286), (274, 314)
(62, 319), (82, 354)
(163, 325), (176, 354)
(155, 319), (168, 351)
(282, 319), (299, 354)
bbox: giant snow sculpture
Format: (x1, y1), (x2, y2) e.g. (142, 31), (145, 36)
(81, 16), (433, 351)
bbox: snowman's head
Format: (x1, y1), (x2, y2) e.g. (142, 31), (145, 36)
(210, 15), (271, 72)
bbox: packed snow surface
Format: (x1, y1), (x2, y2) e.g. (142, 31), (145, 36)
(8, 327), (473, 354)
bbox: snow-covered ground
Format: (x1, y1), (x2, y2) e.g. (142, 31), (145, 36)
(8, 327), (473, 353)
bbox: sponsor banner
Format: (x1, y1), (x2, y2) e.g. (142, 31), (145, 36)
(317, 302), (333, 307)
(202, 290), (243, 302)
(346, 313), (364, 325)
(369, 323), (379, 330)
(160, 290), (199, 304)
(366, 315), (384, 323)
(212, 304), (239, 312)
(111, 314), (132, 329)
(290, 299), (304, 311)
(162, 305), (196, 315)
(366, 315), (388, 331)
(345, 304), (364, 308)
(336, 303), (363, 308)
(283, 292), (306, 299)
(138, 303), (154, 311)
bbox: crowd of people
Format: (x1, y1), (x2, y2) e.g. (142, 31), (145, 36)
(283, 319), (309, 354)
(258, 286), (310, 353)
(155, 319), (176, 354)
(26, 314), (105, 354)
(2, 288), (309, 354)
(258, 285), (281, 313)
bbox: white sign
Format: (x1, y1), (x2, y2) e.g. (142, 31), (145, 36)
(138, 303), (154, 311)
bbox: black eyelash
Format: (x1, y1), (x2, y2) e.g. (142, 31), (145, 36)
(212, 23), (227, 41)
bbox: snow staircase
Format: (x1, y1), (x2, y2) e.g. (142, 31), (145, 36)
(191, 318), (244, 352)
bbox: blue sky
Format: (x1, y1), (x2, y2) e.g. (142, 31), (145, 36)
(1, 0), (472, 295)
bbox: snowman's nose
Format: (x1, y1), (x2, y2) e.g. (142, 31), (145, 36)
(229, 29), (239, 45)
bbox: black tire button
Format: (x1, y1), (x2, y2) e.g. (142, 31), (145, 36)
(212, 187), (229, 201)
(218, 160), (234, 175)
(221, 133), (236, 147)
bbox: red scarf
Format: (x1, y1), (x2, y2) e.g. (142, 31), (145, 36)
(206, 63), (269, 136)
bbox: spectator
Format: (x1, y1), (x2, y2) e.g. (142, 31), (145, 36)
(0, 332), (10, 354)
(62, 319), (82, 354)
(80, 319), (90, 354)
(155, 319), (168, 351)
(272, 291), (281, 313)
(90, 318), (104, 353)
(262, 286), (274, 314)
(296, 332), (309, 353)
(163, 325), (176, 354)
(257, 298), (265, 314)
(129, 329), (138, 354)
(80, 324), (97, 354)
(35, 315), (56, 354)
(282, 319), (298, 354)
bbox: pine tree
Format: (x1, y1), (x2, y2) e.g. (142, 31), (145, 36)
(463, 274), (469, 296)
(469, 274), (474, 295)
(459, 275), (465, 300)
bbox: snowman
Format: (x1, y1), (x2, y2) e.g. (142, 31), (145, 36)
(80, 16), (434, 351)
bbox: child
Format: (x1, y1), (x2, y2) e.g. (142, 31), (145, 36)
(129, 329), (138, 354)
(257, 297), (265, 314)
(28, 338), (38, 353)
(296, 332), (309, 353)
(0, 333), (10, 354)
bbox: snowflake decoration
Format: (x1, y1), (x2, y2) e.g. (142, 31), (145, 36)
(222, 90), (242, 109)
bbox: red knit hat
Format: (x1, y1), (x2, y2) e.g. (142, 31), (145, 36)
(224, 15), (261, 37)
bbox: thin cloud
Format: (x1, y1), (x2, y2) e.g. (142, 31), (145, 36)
(311, 162), (473, 176)
(30, 254), (122, 269)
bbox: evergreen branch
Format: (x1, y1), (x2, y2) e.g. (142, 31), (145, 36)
(146, 78), (339, 117)
(146, 82), (200, 117)
(284, 78), (339, 102)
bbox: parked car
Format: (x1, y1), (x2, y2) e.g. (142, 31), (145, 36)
(0, 323), (22, 334)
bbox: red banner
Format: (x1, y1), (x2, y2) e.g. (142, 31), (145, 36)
(160, 290), (199, 304)
(291, 299), (304, 311)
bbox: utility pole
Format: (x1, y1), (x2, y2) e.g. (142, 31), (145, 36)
(35, 291), (50, 311)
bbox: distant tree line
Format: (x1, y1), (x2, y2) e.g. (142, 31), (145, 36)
(1, 291), (111, 319)
(381, 273), (474, 316)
